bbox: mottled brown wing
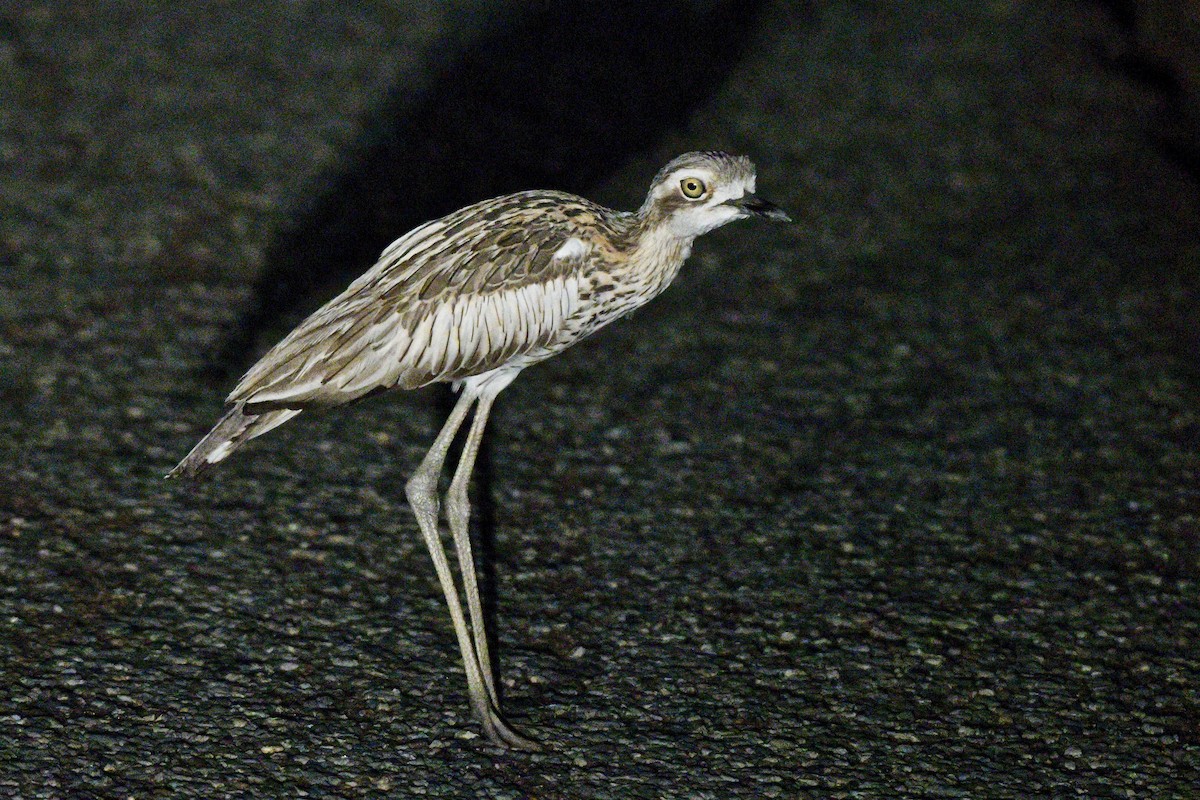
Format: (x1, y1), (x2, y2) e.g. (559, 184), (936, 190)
(229, 191), (605, 411)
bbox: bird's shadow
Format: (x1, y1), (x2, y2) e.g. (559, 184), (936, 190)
(206, 2), (796, 375)
(202, 0), (808, 703)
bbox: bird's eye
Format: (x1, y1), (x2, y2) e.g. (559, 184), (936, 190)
(680, 177), (707, 199)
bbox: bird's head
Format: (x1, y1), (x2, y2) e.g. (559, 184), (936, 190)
(638, 151), (791, 239)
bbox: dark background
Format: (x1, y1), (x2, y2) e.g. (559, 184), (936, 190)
(1, 1), (1197, 797)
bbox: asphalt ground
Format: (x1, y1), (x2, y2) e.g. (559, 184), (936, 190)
(1, 1), (1197, 797)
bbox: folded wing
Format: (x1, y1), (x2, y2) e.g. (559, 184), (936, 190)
(229, 192), (592, 412)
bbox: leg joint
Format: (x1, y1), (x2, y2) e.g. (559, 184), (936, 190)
(405, 472), (440, 519)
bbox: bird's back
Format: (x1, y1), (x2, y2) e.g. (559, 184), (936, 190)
(231, 191), (635, 412)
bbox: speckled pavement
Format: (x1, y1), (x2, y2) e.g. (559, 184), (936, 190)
(1, 2), (1197, 797)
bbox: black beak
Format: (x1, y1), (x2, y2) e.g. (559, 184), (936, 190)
(728, 193), (793, 222)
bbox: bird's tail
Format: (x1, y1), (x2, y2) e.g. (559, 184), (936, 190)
(166, 403), (301, 479)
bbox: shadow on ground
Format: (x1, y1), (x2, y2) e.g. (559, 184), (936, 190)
(194, 0), (811, 709)
(211, 0), (804, 379)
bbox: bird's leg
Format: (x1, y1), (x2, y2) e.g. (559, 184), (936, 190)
(445, 390), (540, 751)
(445, 391), (499, 704)
(404, 392), (497, 744)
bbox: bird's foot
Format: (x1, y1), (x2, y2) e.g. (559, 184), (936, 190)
(480, 706), (542, 751)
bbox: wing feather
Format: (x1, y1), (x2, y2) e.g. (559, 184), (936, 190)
(230, 191), (613, 409)
(454, 298), (478, 372)
(433, 303), (457, 376)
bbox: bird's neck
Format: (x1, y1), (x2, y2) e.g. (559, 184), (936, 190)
(625, 215), (695, 292)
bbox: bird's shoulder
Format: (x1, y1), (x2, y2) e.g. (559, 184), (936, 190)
(352, 191), (633, 306)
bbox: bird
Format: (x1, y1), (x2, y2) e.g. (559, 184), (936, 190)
(168, 150), (791, 749)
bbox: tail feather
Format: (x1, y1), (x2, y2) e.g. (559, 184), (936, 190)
(166, 403), (301, 479)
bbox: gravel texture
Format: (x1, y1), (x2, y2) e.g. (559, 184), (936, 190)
(1, 1), (1197, 798)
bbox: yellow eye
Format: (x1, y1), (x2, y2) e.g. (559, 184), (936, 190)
(680, 177), (706, 199)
